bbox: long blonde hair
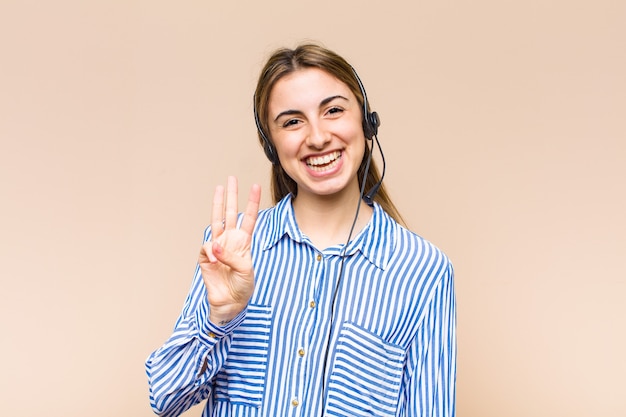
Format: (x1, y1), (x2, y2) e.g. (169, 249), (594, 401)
(253, 43), (405, 226)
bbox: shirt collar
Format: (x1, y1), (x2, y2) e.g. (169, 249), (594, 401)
(262, 194), (396, 271)
(262, 194), (304, 248)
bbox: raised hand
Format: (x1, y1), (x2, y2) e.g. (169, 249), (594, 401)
(198, 176), (261, 326)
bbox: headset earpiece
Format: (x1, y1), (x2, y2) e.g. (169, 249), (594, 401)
(253, 97), (279, 165)
(262, 140), (279, 165)
(364, 110), (380, 139)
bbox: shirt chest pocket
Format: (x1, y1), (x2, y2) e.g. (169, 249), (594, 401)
(325, 322), (406, 417)
(214, 305), (272, 407)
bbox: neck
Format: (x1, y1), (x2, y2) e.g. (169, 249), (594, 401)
(292, 185), (373, 250)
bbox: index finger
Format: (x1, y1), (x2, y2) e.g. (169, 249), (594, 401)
(239, 184), (261, 235)
(211, 184), (225, 239)
(224, 176), (239, 230)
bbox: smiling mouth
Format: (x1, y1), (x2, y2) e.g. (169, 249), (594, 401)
(305, 151), (342, 171)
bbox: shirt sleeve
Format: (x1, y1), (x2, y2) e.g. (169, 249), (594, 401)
(405, 261), (457, 417)
(145, 229), (247, 417)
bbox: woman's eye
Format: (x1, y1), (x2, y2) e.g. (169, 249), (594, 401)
(328, 107), (343, 115)
(283, 119), (300, 128)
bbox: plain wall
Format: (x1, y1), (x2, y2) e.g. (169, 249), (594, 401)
(1, 1), (624, 416)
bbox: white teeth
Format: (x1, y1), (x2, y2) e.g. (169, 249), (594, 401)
(306, 151), (341, 168)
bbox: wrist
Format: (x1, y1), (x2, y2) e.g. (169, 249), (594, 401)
(209, 304), (247, 327)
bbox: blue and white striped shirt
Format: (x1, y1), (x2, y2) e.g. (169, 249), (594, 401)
(146, 195), (456, 417)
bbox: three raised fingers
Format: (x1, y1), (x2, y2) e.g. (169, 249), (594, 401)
(211, 176), (261, 237)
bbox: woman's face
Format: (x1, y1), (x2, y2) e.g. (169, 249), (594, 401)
(267, 67), (365, 200)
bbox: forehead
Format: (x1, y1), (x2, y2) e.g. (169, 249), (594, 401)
(268, 68), (355, 112)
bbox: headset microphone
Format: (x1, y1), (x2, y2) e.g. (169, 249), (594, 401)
(363, 132), (386, 205)
(364, 183), (381, 206)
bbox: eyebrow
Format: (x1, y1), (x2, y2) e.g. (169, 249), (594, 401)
(273, 95), (349, 122)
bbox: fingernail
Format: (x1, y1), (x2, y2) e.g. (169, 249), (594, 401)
(213, 241), (223, 255)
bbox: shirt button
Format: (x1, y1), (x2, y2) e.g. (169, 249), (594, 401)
(298, 348), (305, 357)
(291, 398), (299, 407)
(316, 254), (322, 261)
(309, 300), (316, 308)
(208, 332), (216, 338)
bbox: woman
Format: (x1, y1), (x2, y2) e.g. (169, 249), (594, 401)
(146, 43), (456, 417)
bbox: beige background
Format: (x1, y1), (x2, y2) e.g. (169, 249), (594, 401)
(1, 0), (624, 416)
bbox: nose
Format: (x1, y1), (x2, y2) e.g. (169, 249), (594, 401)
(305, 121), (330, 150)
